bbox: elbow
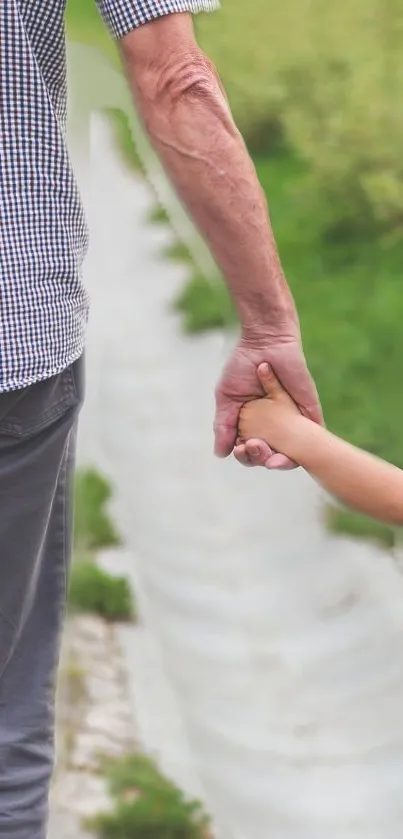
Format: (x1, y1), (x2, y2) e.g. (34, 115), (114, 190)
(155, 51), (220, 104)
(130, 48), (229, 131)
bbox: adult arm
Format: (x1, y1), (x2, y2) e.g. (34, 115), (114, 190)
(96, 2), (322, 465)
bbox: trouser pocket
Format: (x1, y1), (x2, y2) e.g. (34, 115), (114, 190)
(0, 357), (83, 439)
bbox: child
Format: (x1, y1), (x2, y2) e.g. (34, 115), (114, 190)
(237, 363), (403, 526)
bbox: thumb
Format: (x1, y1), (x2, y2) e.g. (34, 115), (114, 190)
(257, 363), (281, 397)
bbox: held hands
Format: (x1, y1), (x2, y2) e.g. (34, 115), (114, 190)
(236, 363), (304, 467)
(214, 335), (322, 470)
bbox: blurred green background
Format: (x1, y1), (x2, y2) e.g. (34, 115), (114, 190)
(67, 0), (403, 545)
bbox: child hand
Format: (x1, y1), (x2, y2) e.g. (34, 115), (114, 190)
(237, 363), (303, 462)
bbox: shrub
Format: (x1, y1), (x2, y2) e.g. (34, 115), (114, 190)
(88, 753), (210, 839)
(74, 469), (121, 551)
(195, 0), (311, 148)
(281, 2), (403, 239)
(68, 558), (134, 621)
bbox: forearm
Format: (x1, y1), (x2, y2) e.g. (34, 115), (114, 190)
(290, 419), (403, 525)
(119, 17), (295, 337)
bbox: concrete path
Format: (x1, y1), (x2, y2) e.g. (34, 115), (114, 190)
(69, 111), (403, 839)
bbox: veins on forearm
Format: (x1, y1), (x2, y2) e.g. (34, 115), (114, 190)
(128, 49), (292, 326)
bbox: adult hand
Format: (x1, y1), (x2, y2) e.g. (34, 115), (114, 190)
(214, 334), (322, 470)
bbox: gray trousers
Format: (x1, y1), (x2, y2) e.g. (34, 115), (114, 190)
(0, 357), (84, 839)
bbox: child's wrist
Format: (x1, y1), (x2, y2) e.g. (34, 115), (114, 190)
(282, 414), (315, 462)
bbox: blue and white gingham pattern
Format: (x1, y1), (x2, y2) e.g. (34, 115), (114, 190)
(0, 0), (217, 392)
(97, 0), (219, 40)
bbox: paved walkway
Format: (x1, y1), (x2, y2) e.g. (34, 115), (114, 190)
(67, 112), (403, 839)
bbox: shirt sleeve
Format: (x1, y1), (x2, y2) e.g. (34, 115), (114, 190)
(96, 0), (219, 41)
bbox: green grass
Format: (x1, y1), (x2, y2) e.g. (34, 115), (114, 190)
(163, 241), (194, 265)
(156, 227), (235, 332)
(66, 0), (115, 60)
(147, 204), (170, 226)
(105, 108), (142, 172)
(68, 557), (134, 621)
(74, 469), (121, 552)
(71, 471), (131, 619)
(325, 505), (396, 549)
(254, 153), (403, 473)
(87, 753), (210, 839)
(173, 273), (236, 333)
(195, 0), (296, 147)
(146, 233), (234, 332)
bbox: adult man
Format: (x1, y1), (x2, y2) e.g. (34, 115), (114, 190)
(0, 1), (320, 836)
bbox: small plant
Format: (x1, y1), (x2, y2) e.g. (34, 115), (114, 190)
(68, 558), (134, 622)
(88, 753), (210, 839)
(155, 215), (237, 333)
(74, 468), (121, 551)
(173, 274), (237, 334)
(106, 108), (143, 173)
(148, 203), (170, 225)
(163, 240), (194, 267)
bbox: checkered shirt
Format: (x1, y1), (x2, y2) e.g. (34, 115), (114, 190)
(0, 0), (218, 392)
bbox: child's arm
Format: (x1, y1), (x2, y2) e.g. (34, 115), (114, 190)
(290, 420), (403, 525)
(238, 364), (403, 526)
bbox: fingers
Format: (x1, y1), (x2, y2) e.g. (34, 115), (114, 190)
(233, 443), (257, 467)
(302, 396), (324, 427)
(214, 402), (239, 458)
(234, 440), (297, 470)
(243, 441), (296, 470)
(264, 452), (297, 470)
(214, 423), (236, 458)
(256, 363), (281, 397)
(294, 368), (323, 426)
(285, 360), (324, 426)
(234, 439), (274, 468)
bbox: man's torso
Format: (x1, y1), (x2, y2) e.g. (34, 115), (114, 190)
(0, 0), (218, 391)
(0, 0), (89, 391)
